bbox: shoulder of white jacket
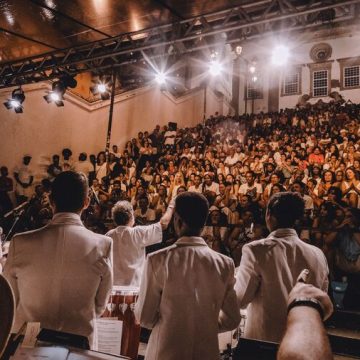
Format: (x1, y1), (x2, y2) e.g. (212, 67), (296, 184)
(209, 247), (235, 265)
(147, 244), (177, 259)
(105, 228), (116, 237)
(12, 224), (50, 240)
(87, 230), (113, 243)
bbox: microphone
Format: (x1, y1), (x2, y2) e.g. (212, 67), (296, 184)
(90, 187), (100, 206)
(3, 200), (30, 218)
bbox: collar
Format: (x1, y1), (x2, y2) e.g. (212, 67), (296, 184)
(50, 212), (84, 226)
(268, 228), (298, 238)
(175, 236), (208, 247)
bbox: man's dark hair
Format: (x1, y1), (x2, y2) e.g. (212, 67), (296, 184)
(291, 180), (305, 190)
(267, 192), (305, 228)
(62, 148), (72, 158)
(50, 171), (88, 212)
(175, 192), (209, 233)
(79, 152), (87, 161)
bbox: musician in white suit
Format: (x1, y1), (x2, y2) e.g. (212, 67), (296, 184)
(135, 192), (240, 360)
(3, 171), (113, 347)
(106, 199), (175, 287)
(235, 192), (329, 343)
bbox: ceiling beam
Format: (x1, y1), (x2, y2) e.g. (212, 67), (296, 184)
(0, 0), (359, 88)
(0, 26), (58, 50)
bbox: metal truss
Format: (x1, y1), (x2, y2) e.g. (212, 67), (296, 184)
(1, 0), (360, 89)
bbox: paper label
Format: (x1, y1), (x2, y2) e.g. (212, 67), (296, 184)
(94, 319), (123, 356)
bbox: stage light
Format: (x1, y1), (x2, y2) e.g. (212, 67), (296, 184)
(97, 83), (107, 93)
(252, 76), (258, 83)
(90, 77), (111, 100)
(50, 92), (61, 102)
(272, 45), (289, 66)
(43, 79), (67, 107)
(3, 87), (25, 113)
(155, 72), (166, 85)
(249, 65), (256, 74)
(209, 61), (222, 76)
(10, 99), (21, 108)
(235, 46), (243, 56)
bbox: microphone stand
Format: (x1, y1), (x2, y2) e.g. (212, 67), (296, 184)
(82, 187), (101, 226)
(2, 199), (33, 243)
(3, 208), (26, 243)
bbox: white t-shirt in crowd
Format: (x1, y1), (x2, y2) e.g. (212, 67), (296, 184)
(203, 182), (220, 195)
(164, 131), (177, 145)
(225, 154), (240, 166)
(188, 185), (203, 193)
(239, 183), (263, 199)
(74, 161), (93, 176)
(134, 208), (156, 222)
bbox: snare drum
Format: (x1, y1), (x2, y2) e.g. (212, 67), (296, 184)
(102, 286), (140, 360)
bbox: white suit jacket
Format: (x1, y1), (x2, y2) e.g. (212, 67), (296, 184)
(106, 222), (162, 287)
(235, 228), (329, 343)
(135, 236), (240, 360)
(3, 212), (113, 343)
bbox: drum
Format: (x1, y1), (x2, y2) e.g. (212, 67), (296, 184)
(102, 286), (140, 360)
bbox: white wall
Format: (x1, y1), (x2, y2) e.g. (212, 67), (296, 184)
(236, 32), (360, 113)
(0, 84), (226, 178)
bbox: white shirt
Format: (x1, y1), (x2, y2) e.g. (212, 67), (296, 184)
(106, 223), (162, 287)
(134, 208), (156, 222)
(96, 163), (107, 182)
(225, 154), (240, 166)
(188, 184), (203, 193)
(239, 183), (263, 198)
(203, 182), (220, 195)
(14, 164), (33, 196)
(303, 194), (314, 211)
(74, 161), (93, 175)
(164, 130), (176, 145)
(14, 164), (33, 184)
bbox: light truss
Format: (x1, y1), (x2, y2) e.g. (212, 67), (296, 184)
(0, 0), (359, 89)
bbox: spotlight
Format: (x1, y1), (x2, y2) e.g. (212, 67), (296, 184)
(10, 99), (21, 108)
(271, 45), (289, 66)
(249, 65), (256, 74)
(90, 77), (111, 100)
(209, 61), (222, 76)
(97, 83), (107, 93)
(155, 72), (166, 85)
(252, 76), (258, 83)
(43, 80), (66, 107)
(3, 87), (25, 113)
(235, 46), (243, 56)
(50, 92), (61, 102)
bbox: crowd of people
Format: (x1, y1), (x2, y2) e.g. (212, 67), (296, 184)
(1, 101), (360, 309)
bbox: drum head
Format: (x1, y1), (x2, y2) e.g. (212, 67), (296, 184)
(112, 286), (139, 295)
(0, 274), (15, 358)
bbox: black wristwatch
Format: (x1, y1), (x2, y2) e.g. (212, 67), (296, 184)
(287, 297), (324, 320)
